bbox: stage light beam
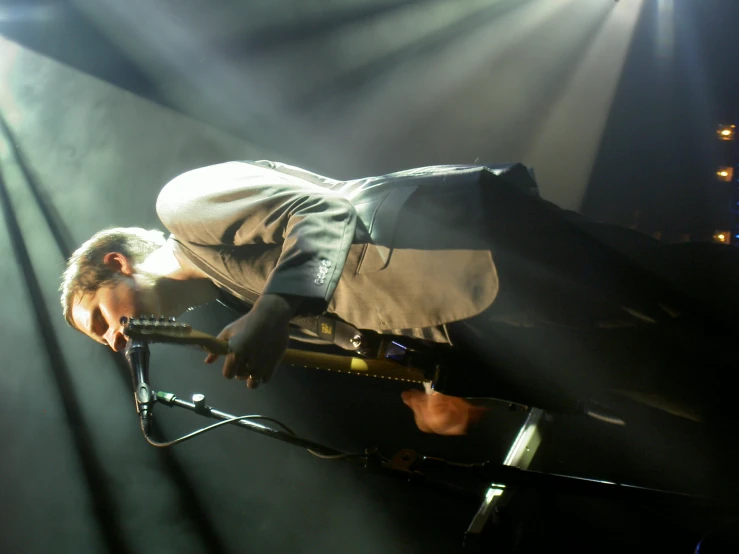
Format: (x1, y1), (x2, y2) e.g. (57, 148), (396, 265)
(523, 0), (646, 209)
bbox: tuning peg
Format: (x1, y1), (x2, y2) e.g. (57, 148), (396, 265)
(168, 317), (176, 323)
(149, 314), (156, 321)
(158, 316), (166, 322)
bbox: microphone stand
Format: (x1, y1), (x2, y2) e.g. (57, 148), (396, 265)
(131, 339), (736, 551)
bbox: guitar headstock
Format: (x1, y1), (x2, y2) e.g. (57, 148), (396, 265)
(121, 316), (228, 355)
(122, 315), (192, 338)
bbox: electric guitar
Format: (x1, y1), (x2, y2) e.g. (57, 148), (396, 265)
(122, 317), (557, 411)
(122, 317), (434, 385)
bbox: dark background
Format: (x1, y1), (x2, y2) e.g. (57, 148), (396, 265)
(1, 0), (738, 552)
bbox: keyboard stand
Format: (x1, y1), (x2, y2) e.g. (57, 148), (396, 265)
(463, 408), (546, 551)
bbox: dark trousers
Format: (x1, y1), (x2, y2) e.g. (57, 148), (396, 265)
(447, 315), (729, 423)
(443, 168), (737, 428)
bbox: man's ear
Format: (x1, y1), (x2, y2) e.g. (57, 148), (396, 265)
(102, 252), (135, 276)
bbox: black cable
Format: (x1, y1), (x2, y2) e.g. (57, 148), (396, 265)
(145, 415), (297, 447)
(144, 412), (349, 460)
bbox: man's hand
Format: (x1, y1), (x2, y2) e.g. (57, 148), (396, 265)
(204, 294), (302, 389)
(401, 389), (488, 435)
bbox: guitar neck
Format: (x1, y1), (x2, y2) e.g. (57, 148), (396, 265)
(124, 321), (429, 385)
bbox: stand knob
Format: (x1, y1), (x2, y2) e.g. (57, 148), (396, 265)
(192, 393), (206, 411)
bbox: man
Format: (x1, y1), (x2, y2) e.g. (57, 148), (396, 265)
(61, 160), (737, 435)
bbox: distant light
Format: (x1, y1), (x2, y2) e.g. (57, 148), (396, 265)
(717, 167), (734, 182)
(717, 124), (736, 141)
(713, 230), (730, 244)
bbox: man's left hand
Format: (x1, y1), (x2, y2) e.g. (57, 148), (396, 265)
(204, 294), (301, 389)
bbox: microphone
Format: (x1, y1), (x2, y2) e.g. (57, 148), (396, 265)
(124, 337), (153, 435)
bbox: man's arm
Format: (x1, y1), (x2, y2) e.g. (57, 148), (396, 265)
(156, 161), (357, 312)
(157, 161), (358, 385)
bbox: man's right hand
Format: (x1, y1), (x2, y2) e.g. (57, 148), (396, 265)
(401, 389), (488, 435)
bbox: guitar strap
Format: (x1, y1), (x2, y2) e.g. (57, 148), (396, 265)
(216, 289), (368, 352)
(290, 314), (368, 352)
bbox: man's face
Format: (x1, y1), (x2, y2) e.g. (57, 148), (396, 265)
(71, 277), (144, 352)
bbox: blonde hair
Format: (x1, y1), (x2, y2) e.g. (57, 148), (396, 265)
(60, 227), (166, 328)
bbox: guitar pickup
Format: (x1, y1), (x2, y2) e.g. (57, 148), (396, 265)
(384, 341), (413, 365)
(381, 340), (441, 382)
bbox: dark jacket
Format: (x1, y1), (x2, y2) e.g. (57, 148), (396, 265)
(156, 160), (538, 331)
